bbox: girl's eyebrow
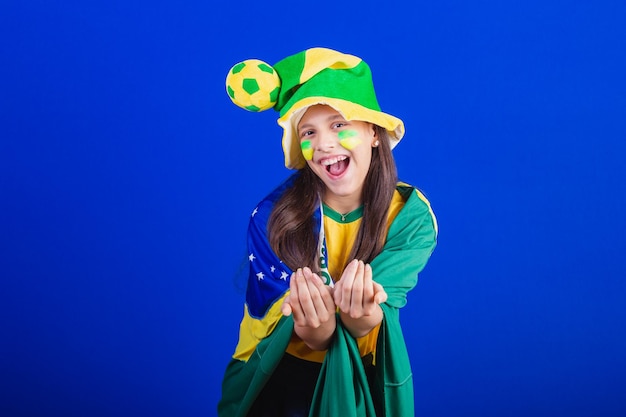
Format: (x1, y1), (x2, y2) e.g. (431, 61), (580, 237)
(298, 115), (346, 132)
(298, 123), (314, 132)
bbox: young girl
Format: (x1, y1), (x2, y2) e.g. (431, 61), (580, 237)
(219, 47), (438, 417)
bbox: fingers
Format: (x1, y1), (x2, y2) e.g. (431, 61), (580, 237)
(373, 282), (388, 304)
(288, 270), (304, 324)
(286, 261), (387, 324)
(336, 260), (386, 318)
(301, 268), (333, 326)
(362, 264), (387, 305)
(350, 261), (365, 318)
(361, 263), (376, 316)
(281, 295), (293, 316)
(304, 268), (336, 314)
(333, 277), (343, 306)
(288, 267), (335, 328)
(336, 259), (358, 311)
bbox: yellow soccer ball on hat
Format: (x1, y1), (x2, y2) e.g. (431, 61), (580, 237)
(225, 59), (280, 112)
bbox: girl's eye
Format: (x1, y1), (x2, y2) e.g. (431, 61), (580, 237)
(333, 122), (347, 129)
(300, 130), (314, 138)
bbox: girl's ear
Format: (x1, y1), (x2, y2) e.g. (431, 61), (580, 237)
(370, 124), (378, 146)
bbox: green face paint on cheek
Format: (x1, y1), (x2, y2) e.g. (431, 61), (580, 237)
(301, 140), (313, 161)
(338, 129), (362, 150)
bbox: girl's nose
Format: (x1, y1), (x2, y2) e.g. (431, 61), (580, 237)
(316, 130), (337, 151)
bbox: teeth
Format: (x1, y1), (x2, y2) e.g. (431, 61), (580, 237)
(321, 155), (347, 166)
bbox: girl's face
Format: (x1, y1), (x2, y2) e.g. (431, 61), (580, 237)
(297, 104), (377, 212)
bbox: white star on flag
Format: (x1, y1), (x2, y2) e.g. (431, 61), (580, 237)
(248, 253), (256, 262)
(256, 272), (265, 280)
(270, 265), (276, 273)
(280, 271), (288, 280)
(251, 207), (258, 217)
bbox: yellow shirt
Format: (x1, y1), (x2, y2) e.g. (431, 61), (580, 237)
(285, 190), (406, 362)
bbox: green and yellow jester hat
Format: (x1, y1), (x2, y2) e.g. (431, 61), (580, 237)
(225, 47), (405, 169)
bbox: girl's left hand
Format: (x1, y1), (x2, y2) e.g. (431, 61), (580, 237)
(333, 259), (387, 319)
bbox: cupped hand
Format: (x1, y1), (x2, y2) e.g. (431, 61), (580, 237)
(281, 267), (336, 329)
(333, 259), (387, 319)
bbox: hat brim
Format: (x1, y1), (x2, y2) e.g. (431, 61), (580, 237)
(277, 97), (405, 170)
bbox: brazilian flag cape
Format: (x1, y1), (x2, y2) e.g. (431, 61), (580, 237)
(218, 175), (437, 417)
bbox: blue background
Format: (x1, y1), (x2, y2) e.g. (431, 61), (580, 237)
(2, 1), (625, 416)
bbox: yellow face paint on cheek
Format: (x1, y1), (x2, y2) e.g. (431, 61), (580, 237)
(301, 140), (313, 161)
(338, 129), (362, 150)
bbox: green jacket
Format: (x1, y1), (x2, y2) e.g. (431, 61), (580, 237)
(218, 183), (437, 416)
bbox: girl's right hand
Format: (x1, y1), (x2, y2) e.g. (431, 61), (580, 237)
(282, 267), (336, 329)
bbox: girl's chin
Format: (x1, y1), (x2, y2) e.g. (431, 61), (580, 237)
(323, 183), (361, 201)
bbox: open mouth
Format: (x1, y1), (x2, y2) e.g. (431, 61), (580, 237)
(322, 155), (350, 177)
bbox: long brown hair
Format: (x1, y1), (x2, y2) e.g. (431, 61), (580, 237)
(268, 126), (398, 272)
